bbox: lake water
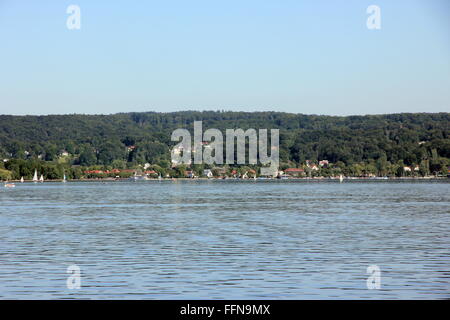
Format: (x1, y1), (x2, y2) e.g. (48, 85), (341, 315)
(0, 180), (449, 299)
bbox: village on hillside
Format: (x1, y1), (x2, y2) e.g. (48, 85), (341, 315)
(2, 146), (448, 182)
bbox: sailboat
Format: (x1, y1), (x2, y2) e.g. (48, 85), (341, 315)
(62, 174), (67, 183)
(39, 174), (44, 183)
(20, 176), (24, 183)
(158, 173), (162, 181)
(33, 169), (38, 183)
(339, 174), (344, 183)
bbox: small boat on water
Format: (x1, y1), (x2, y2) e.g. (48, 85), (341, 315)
(62, 174), (67, 183)
(339, 174), (344, 183)
(33, 169), (38, 183)
(4, 182), (15, 188)
(20, 177), (24, 183)
(39, 174), (44, 183)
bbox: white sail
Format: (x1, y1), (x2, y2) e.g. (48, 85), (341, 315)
(33, 170), (38, 182)
(63, 174), (67, 183)
(39, 174), (44, 182)
(20, 176), (24, 183)
(339, 174), (344, 183)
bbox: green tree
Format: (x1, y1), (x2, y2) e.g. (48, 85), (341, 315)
(78, 146), (97, 166)
(0, 168), (12, 180)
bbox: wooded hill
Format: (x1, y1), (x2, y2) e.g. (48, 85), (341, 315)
(0, 111), (449, 174)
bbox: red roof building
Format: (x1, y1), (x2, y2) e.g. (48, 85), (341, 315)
(284, 168), (305, 176)
(84, 170), (104, 174)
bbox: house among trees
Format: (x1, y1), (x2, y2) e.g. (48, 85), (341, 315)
(319, 160), (329, 168)
(305, 160), (319, 171)
(203, 169), (213, 178)
(171, 145), (192, 166)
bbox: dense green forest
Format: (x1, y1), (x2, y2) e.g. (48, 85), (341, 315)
(0, 111), (449, 179)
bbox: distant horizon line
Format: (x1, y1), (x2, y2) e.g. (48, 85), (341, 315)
(1, 110), (449, 118)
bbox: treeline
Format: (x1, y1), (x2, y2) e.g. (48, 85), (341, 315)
(0, 111), (449, 179)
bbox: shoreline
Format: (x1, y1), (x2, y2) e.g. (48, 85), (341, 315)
(4, 176), (449, 183)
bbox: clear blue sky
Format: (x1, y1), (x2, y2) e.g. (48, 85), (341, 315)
(0, 0), (449, 115)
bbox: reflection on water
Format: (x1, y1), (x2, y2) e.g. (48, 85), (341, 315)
(0, 180), (449, 299)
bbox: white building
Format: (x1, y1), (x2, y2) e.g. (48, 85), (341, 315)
(319, 160), (329, 167)
(171, 145), (191, 166)
(203, 169), (213, 178)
